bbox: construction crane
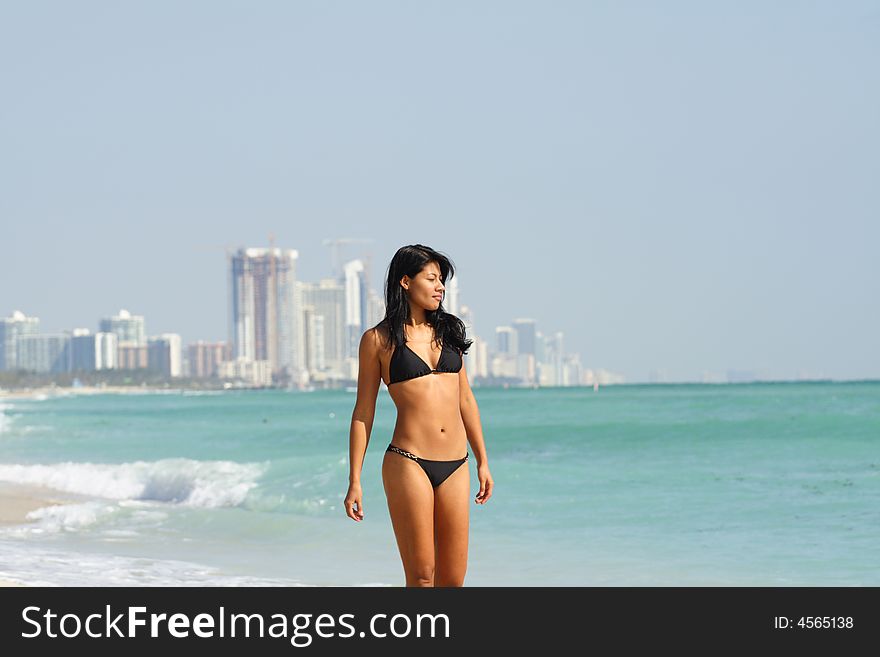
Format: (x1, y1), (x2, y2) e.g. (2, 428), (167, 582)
(322, 237), (375, 281)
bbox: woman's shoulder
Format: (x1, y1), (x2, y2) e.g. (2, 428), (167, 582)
(365, 322), (394, 352)
(368, 319), (388, 337)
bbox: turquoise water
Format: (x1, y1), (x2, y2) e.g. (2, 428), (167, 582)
(1, 382), (878, 586)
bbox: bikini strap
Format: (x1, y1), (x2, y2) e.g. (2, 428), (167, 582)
(387, 444), (420, 461)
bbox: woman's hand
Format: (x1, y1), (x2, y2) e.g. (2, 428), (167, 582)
(344, 482), (364, 521)
(475, 464), (494, 505)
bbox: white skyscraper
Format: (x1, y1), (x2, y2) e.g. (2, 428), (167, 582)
(445, 274), (460, 317)
(300, 279), (346, 378)
(366, 287), (385, 331)
(96, 332), (118, 370)
(302, 306), (326, 374)
(99, 309), (145, 346)
(513, 318), (537, 383)
(344, 259), (367, 361)
(540, 331), (565, 386)
(70, 329), (118, 371)
(148, 333), (182, 378)
(0, 310), (40, 371)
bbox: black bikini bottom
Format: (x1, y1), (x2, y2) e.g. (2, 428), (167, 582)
(386, 444), (469, 488)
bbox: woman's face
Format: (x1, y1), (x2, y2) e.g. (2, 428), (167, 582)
(402, 262), (445, 310)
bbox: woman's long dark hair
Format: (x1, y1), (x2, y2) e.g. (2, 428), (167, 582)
(374, 244), (473, 355)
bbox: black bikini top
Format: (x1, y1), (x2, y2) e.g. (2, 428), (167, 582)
(388, 340), (462, 385)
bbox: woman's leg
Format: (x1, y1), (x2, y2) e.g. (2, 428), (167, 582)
(432, 459), (470, 587)
(382, 449), (436, 587)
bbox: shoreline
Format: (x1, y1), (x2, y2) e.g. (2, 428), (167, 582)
(0, 385), (194, 401)
(0, 480), (76, 526)
(3, 381), (868, 405)
(0, 481), (81, 587)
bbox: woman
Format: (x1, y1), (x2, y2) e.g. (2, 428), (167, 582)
(344, 244), (494, 587)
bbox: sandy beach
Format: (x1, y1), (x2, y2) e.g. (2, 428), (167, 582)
(0, 481), (73, 525)
(0, 481), (80, 587)
(1, 387), (110, 587)
(0, 384), (223, 588)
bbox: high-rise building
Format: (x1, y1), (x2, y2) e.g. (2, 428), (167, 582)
(0, 310), (40, 371)
(69, 329), (118, 371)
(456, 303), (477, 380)
(512, 319), (537, 383)
(562, 353), (582, 386)
(464, 334), (490, 383)
(540, 331), (565, 386)
(16, 334), (70, 374)
(187, 341), (231, 378)
(301, 278), (345, 376)
(496, 326), (517, 354)
(96, 332), (118, 370)
(118, 344), (148, 370)
(534, 330), (546, 385)
(302, 306), (326, 375)
(445, 275), (460, 317)
(99, 309), (145, 346)
(344, 259), (367, 360)
(534, 330), (546, 363)
(366, 288), (385, 332)
(512, 319), (536, 356)
(228, 247), (299, 381)
(458, 303), (474, 335)
(148, 334), (182, 378)
(69, 329), (94, 371)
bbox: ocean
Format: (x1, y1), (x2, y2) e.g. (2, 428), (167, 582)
(0, 382), (877, 586)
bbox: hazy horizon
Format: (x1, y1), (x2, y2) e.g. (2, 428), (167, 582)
(2, 1), (877, 383)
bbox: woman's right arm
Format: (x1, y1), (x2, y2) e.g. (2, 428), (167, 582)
(344, 329), (382, 521)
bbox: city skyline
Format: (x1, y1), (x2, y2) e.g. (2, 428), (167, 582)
(2, 3), (877, 383)
(2, 236), (871, 385)
(1, 233), (875, 384)
(1, 243), (599, 387)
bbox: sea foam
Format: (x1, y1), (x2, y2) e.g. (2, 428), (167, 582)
(0, 458), (268, 508)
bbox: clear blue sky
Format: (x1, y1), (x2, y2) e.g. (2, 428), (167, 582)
(1, 1), (877, 382)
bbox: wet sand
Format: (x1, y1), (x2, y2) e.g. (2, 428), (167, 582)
(0, 481), (78, 587)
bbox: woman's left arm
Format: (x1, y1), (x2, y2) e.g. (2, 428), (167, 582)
(459, 357), (493, 504)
